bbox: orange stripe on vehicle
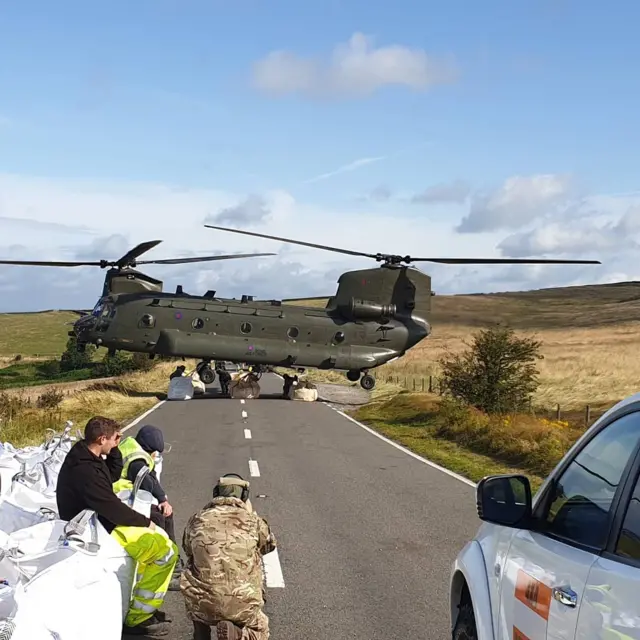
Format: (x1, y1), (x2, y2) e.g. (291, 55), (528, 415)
(513, 627), (531, 640)
(514, 569), (551, 621)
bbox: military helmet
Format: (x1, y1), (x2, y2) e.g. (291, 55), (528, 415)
(213, 473), (250, 502)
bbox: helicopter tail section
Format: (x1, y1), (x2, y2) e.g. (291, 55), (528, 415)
(331, 265), (432, 328)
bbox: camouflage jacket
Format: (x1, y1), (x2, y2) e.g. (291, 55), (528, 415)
(181, 497), (277, 601)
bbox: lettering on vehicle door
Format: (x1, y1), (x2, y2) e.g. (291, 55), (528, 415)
(512, 569), (551, 639)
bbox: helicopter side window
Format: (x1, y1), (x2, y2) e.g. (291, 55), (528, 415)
(287, 327), (299, 339)
(140, 313), (155, 328)
(240, 322), (252, 334)
(192, 318), (205, 329)
(333, 331), (345, 343)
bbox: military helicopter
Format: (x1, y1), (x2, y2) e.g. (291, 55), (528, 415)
(0, 233), (601, 390)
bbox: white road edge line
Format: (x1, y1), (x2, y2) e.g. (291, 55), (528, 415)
(248, 459), (261, 477)
(262, 548), (285, 588)
(121, 400), (167, 434)
(244, 429), (252, 439)
(331, 407), (477, 488)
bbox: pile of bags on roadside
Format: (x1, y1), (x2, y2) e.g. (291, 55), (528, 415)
(229, 371), (261, 399)
(0, 421), (155, 638)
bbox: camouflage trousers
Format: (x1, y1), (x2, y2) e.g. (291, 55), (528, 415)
(182, 583), (269, 639)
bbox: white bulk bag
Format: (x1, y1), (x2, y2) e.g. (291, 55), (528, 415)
(0, 510), (135, 634)
(167, 375), (194, 400)
(291, 387), (318, 402)
(116, 488), (155, 518)
(0, 454), (21, 498)
(0, 513), (126, 639)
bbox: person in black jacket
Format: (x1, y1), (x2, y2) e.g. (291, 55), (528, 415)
(56, 416), (178, 637)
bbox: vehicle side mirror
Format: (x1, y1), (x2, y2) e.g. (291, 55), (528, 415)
(476, 474), (532, 528)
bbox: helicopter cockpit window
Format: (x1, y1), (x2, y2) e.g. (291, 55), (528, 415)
(192, 317), (205, 329)
(287, 327), (299, 339)
(140, 313), (155, 328)
(240, 322), (252, 334)
(333, 331), (345, 343)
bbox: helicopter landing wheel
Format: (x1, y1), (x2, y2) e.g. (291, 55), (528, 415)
(197, 364), (215, 385)
(346, 369), (360, 382)
(360, 374), (376, 391)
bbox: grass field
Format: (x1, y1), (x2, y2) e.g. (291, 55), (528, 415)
(0, 360), (100, 390)
(0, 310), (79, 357)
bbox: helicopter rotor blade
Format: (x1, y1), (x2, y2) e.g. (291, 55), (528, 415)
(204, 224), (601, 266)
(135, 252), (277, 265)
(408, 257), (602, 265)
(204, 224), (378, 259)
(0, 259), (105, 267)
(114, 240), (163, 268)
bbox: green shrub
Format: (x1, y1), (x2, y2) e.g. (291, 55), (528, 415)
(439, 326), (543, 414)
(60, 337), (95, 372)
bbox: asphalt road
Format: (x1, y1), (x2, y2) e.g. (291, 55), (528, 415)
(136, 374), (480, 639)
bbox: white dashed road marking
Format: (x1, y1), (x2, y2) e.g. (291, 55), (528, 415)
(249, 459), (261, 476)
(262, 548), (285, 588)
(244, 429), (252, 439)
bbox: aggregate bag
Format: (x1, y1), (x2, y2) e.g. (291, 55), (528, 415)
(230, 379), (261, 399)
(0, 510), (135, 636)
(291, 387), (318, 402)
(167, 375), (194, 400)
(190, 371), (206, 395)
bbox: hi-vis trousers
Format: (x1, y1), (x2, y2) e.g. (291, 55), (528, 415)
(111, 524), (179, 627)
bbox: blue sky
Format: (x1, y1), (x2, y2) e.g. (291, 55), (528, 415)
(1, 0), (640, 311)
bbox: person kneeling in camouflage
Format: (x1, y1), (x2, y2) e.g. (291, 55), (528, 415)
(180, 474), (277, 640)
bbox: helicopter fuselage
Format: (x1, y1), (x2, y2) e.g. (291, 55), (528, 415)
(73, 288), (431, 373)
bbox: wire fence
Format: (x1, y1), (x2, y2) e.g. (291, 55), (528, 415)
(379, 372), (608, 428)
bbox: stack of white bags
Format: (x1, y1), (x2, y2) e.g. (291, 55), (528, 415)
(0, 421), (159, 639)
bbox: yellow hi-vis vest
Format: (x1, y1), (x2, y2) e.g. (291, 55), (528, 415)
(112, 436), (155, 494)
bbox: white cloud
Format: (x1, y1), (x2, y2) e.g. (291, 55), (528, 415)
(457, 174), (574, 233)
(251, 32), (459, 98)
(0, 171), (637, 313)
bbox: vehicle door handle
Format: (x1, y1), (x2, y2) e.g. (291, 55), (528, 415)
(553, 586), (577, 607)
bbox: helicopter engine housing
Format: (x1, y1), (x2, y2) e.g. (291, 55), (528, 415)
(338, 298), (397, 322)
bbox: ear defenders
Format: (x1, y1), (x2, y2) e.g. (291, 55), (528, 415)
(214, 473), (250, 502)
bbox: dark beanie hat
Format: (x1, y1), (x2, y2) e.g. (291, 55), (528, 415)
(136, 425), (164, 453)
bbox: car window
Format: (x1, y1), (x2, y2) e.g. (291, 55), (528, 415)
(615, 471), (640, 561)
(542, 411), (640, 549)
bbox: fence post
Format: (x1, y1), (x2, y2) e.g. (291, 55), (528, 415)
(412, 378), (416, 391)
(421, 378), (425, 392)
(429, 375), (433, 392)
(585, 405), (591, 426)
(556, 404), (561, 420)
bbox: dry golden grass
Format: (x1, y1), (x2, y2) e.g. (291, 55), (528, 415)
(0, 360), (196, 447)
(376, 322), (640, 410)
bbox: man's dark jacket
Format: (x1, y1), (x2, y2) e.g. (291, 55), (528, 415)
(56, 440), (151, 533)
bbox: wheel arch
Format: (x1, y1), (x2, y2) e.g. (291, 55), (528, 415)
(450, 541), (495, 640)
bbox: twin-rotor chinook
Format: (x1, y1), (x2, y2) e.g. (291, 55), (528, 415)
(0, 232), (601, 390)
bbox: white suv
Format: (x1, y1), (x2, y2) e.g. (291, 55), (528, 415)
(449, 392), (640, 640)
